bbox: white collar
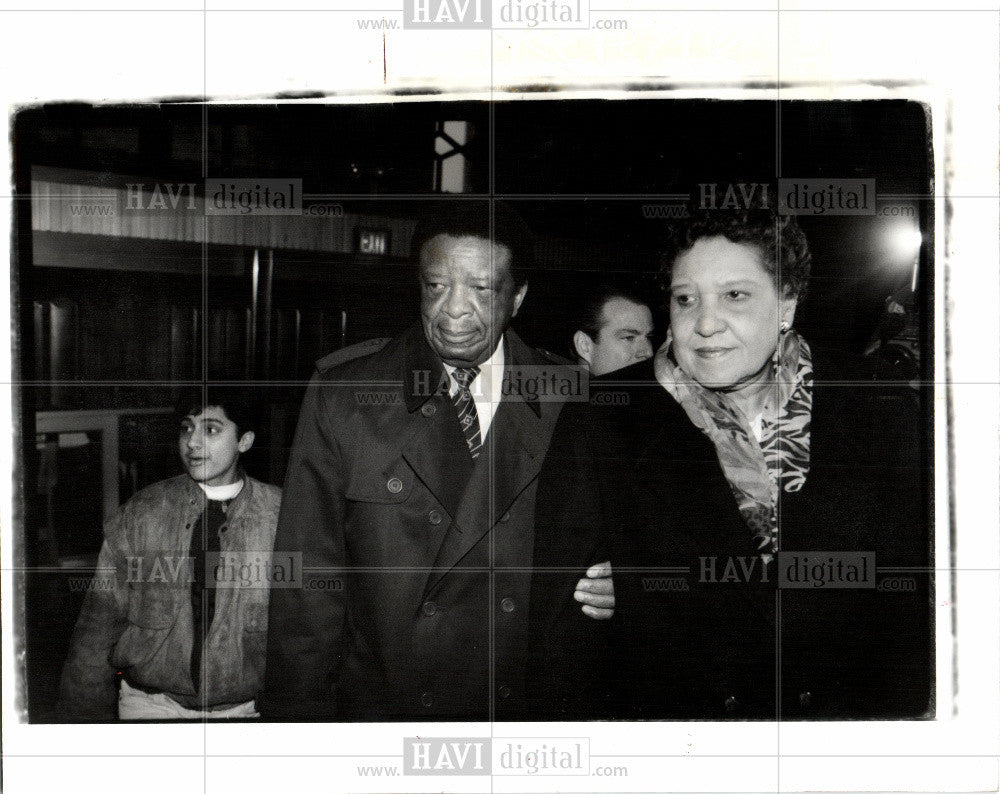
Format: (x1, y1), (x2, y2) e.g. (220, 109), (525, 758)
(197, 479), (244, 502)
(442, 336), (505, 397)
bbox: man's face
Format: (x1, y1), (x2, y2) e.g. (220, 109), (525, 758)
(178, 406), (254, 487)
(419, 233), (528, 367)
(578, 297), (655, 376)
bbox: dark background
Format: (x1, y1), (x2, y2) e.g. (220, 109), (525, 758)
(13, 98), (932, 721)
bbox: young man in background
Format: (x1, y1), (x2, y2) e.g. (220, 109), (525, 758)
(572, 284), (656, 376)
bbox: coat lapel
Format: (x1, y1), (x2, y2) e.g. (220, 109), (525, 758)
(397, 325), (475, 519)
(423, 332), (551, 596)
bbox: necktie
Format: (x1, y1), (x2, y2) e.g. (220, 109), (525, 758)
(450, 367), (482, 459)
(190, 499), (226, 692)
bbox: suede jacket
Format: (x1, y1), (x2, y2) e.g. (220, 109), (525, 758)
(57, 473), (282, 720)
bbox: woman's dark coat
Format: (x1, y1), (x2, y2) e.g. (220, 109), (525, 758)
(527, 354), (933, 720)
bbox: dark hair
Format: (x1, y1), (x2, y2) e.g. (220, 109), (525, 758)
(410, 201), (534, 287)
(175, 385), (262, 440)
(575, 283), (652, 342)
(660, 206), (811, 302)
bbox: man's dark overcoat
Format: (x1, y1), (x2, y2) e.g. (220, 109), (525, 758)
(261, 324), (568, 721)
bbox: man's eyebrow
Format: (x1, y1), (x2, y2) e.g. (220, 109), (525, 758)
(614, 327), (645, 336)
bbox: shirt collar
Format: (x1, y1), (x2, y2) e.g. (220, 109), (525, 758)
(185, 469), (252, 514)
(197, 479), (244, 501)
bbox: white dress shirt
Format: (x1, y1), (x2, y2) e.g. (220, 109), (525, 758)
(442, 336), (505, 441)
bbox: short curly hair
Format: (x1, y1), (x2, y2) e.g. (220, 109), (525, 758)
(175, 384), (263, 440)
(660, 207), (812, 302)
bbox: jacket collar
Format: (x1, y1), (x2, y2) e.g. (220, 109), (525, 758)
(401, 324), (449, 413)
(501, 329), (543, 417)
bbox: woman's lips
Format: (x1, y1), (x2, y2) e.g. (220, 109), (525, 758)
(694, 346), (735, 359)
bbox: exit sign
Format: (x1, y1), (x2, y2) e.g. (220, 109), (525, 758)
(356, 228), (390, 255)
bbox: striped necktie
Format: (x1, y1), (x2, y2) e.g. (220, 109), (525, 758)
(450, 366), (482, 459)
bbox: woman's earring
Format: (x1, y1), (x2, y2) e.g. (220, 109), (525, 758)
(772, 321), (790, 375)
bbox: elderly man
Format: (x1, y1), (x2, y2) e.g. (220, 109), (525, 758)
(260, 203), (612, 721)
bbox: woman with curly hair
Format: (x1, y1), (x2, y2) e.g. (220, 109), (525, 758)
(528, 206), (932, 720)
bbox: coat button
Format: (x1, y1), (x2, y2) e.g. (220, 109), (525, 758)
(499, 511), (511, 523)
(421, 692), (434, 707)
(498, 685), (512, 699)
(421, 403), (436, 417)
(799, 691), (812, 708)
(422, 601), (437, 616)
(387, 477), (403, 494)
(724, 696), (739, 713)
(500, 597), (515, 613)
(428, 510), (443, 525)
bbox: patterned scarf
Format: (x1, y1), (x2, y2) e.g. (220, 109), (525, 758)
(654, 329), (814, 555)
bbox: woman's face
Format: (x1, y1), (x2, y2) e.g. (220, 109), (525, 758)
(669, 235), (797, 392)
